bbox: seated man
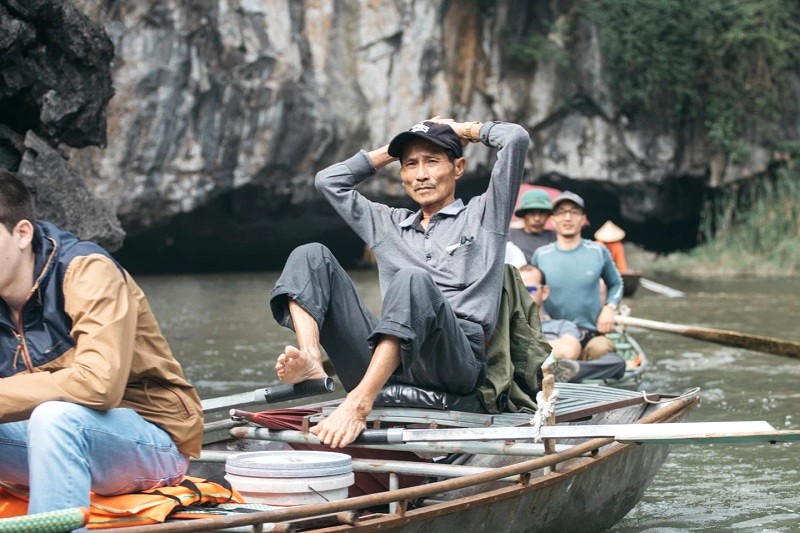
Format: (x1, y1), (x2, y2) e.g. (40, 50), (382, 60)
(519, 265), (625, 382)
(532, 191), (624, 362)
(0, 171), (203, 516)
(269, 118), (530, 448)
(508, 189), (556, 263)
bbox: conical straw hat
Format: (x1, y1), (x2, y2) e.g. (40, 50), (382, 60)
(594, 220), (626, 242)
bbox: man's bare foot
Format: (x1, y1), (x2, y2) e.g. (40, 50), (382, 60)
(310, 395), (371, 448)
(275, 345), (327, 384)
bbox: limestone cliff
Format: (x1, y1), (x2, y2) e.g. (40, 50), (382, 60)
(4, 0), (796, 270)
(0, 0), (123, 249)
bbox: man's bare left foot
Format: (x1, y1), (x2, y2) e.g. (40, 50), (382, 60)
(275, 345), (327, 383)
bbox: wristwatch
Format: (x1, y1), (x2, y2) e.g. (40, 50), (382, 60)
(605, 302), (618, 311)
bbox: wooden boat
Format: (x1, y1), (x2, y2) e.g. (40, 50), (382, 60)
(9, 384), (799, 533)
(123, 383), (701, 533)
(579, 326), (648, 387)
(622, 272), (642, 297)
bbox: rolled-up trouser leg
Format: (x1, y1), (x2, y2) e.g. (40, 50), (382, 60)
(571, 352), (627, 382)
(270, 243), (379, 391)
(370, 267), (486, 394)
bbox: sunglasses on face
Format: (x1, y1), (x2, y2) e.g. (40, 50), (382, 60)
(526, 284), (541, 295)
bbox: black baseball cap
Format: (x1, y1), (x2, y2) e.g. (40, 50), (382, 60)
(388, 121), (463, 159)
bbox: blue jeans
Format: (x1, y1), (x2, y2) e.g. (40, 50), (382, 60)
(0, 401), (188, 515)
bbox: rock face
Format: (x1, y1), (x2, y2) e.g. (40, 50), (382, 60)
(17, 131), (124, 250)
(0, 0), (123, 249)
(18, 0), (797, 270)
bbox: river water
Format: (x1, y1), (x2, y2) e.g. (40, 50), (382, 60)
(139, 271), (800, 532)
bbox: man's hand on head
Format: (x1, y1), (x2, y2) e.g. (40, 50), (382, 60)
(427, 117), (478, 148)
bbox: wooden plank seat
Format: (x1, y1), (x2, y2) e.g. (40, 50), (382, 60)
(306, 383), (656, 429)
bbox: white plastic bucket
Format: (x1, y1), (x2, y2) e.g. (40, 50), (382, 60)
(224, 450), (354, 506)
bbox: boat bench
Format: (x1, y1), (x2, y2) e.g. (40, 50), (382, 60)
(308, 383), (652, 429)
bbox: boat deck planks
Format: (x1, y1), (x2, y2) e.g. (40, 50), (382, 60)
(309, 382), (650, 429)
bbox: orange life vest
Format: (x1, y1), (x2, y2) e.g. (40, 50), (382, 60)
(0, 476), (243, 529)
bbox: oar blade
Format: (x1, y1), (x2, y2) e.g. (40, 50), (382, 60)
(202, 391), (259, 414)
(681, 327), (800, 359)
(542, 420), (777, 441)
(395, 421), (800, 445)
(639, 278), (685, 298)
(616, 430), (800, 445)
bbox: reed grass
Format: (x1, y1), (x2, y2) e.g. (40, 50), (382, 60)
(630, 167), (800, 278)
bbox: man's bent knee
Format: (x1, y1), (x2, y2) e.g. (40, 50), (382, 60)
(287, 242), (331, 263)
(387, 267), (436, 291)
(27, 402), (94, 445)
(581, 335), (615, 361)
(29, 401), (91, 426)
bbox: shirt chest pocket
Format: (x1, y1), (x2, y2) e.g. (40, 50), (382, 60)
(439, 240), (485, 289)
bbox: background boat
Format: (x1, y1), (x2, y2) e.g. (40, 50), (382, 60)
(575, 326), (648, 387)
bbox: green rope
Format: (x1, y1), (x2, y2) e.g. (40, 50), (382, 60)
(0, 507), (88, 533)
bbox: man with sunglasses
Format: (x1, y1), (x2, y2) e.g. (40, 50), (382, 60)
(519, 265), (625, 382)
(531, 191), (624, 362)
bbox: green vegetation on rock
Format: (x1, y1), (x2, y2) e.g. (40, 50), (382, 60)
(584, 0), (800, 161)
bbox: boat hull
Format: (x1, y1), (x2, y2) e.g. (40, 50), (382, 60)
(350, 438), (671, 532)
(347, 402), (674, 532)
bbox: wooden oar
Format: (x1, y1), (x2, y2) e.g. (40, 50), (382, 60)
(356, 420), (800, 445)
(228, 421), (800, 446)
(639, 278), (685, 298)
(615, 315), (800, 360)
(201, 377), (335, 414)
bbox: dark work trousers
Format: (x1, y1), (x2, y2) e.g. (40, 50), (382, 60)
(269, 243), (487, 393)
(571, 352), (627, 382)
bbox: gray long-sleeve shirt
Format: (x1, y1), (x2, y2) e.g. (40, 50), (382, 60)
(314, 121), (531, 337)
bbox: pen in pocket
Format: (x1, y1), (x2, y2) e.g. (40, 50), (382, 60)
(445, 236), (475, 254)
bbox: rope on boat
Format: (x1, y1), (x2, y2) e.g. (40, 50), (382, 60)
(0, 507), (88, 533)
(640, 386), (701, 404)
(531, 388), (559, 442)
